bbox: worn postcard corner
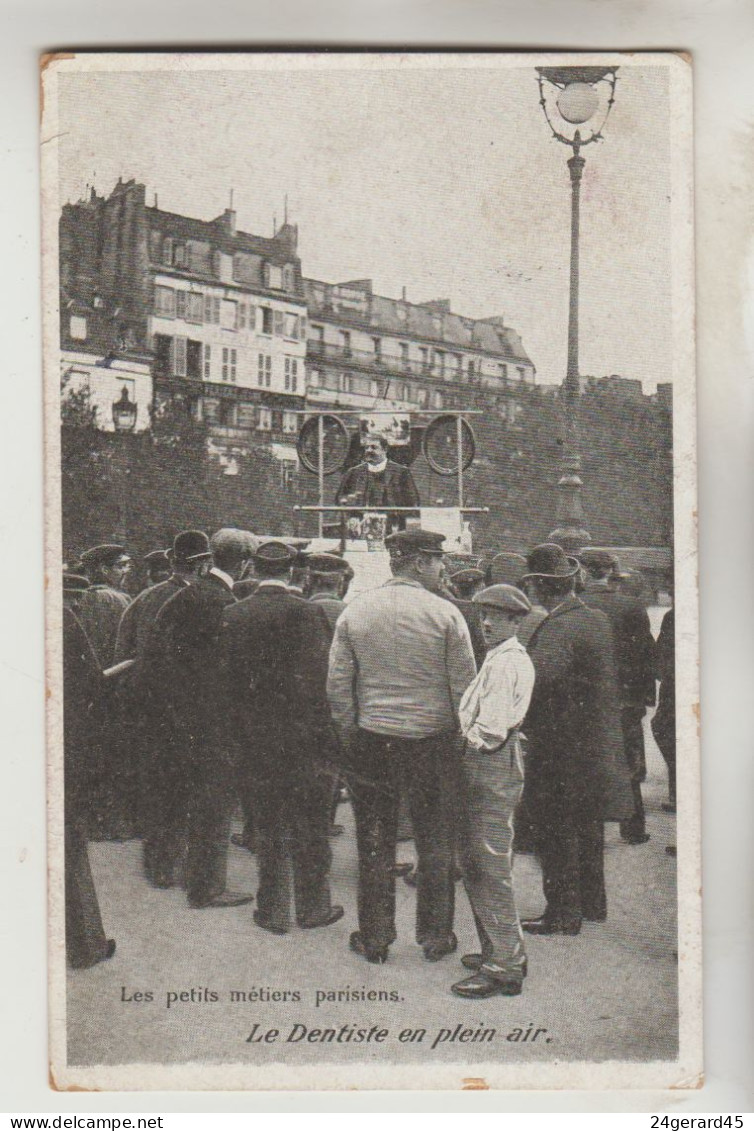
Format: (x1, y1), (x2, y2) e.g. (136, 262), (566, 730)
(44, 50), (700, 1093)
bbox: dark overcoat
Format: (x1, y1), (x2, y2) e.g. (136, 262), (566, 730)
(63, 607), (106, 822)
(582, 587), (657, 708)
(76, 585), (130, 668)
(335, 458), (420, 510)
(114, 575), (188, 665)
(143, 573), (236, 739)
(218, 585), (335, 785)
(523, 596), (634, 822)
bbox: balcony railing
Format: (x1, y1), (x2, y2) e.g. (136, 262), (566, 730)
(308, 339), (437, 378)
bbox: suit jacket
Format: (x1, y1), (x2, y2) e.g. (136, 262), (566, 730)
(582, 585), (657, 708)
(335, 459), (420, 510)
(114, 575), (189, 665)
(218, 584), (335, 783)
(523, 596), (634, 822)
(76, 585), (130, 668)
(142, 573), (236, 740)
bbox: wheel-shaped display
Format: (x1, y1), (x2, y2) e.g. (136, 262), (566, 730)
(422, 414), (476, 475)
(296, 414), (351, 475)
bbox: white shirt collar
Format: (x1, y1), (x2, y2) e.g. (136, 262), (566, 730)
(256, 579), (289, 590)
(486, 636), (525, 660)
(209, 566), (235, 591)
(367, 457), (388, 474)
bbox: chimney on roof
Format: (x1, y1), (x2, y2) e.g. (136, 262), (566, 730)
(421, 299), (451, 314)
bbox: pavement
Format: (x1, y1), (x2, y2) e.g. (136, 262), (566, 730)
(66, 716), (679, 1071)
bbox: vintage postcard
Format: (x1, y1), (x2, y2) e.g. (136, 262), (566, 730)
(42, 51), (700, 1091)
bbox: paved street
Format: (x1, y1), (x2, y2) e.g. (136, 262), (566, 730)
(66, 712), (679, 1071)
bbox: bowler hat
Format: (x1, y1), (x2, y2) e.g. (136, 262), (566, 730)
(473, 584), (532, 616)
(63, 573), (90, 593)
(172, 530), (212, 563)
(486, 552), (528, 587)
(520, 543), (580, 582)
(80, 544), (130, 570)
(384, 529), (445, 557)
(306, 552), (351, 575)
(253, 540), (299, 565)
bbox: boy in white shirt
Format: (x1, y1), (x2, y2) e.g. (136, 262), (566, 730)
(452, 584), (536, 998)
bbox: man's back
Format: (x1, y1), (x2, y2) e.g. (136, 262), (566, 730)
(582, 586), (656, 706)
(328, 577), (476, 739)
(114, 576), (188, 664)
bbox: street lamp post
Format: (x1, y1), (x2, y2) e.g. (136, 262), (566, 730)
(111, 386), (138, 542)
(536, 65), (619, 551)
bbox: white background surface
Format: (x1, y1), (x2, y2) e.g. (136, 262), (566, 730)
(1, 0), (752, 1115)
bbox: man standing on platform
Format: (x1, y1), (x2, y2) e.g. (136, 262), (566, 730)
(335, 433), (420, 531)
(520, 544), (633, 936)
(578, 549), (657, 845)
(218, 541), (343, 935)
(327, 529), (476, 965)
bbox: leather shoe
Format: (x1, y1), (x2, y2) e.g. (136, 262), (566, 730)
(621, 832), (651, 845)
(521, 916), (581, 936)
(661, 802), (676, 814)
(297, 905), (344, 930)
(423, 933), (458, 962)
(349, 931), (388, 964)
(253, 910), (289, 935)
(230, 833), (256, 853)
(461, 953), (528, 977)
(189, 891), (254, 909)
(452, 972), (523, 998)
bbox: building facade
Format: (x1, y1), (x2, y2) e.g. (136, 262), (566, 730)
(59, 180), (536, 464)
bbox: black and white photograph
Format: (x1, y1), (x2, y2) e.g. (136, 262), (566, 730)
(41, 51), (699, 1091)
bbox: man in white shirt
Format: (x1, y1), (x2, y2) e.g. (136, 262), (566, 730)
(327, 529), (476, 964)
(452, 583), (535, 999)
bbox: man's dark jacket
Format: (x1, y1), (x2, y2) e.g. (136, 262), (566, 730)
(218, 585), (336, 784)
(336, 459), (420, 510)
(142, 573), (236, 737)
(582, 585), (656, 708)
(523, 596), (634, 822)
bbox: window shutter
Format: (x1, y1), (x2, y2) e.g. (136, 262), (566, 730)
(174, 336), (188, 377)
(274, 310), (285, 337)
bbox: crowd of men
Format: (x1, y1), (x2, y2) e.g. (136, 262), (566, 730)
(61, 523), (675, 1000)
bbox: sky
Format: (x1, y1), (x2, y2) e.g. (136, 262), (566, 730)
(56, 56), (672, 390)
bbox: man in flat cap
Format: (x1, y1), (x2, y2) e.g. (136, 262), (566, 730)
(77, 544), (132, 668)
(336, 433), (420, 532)
(218, 541), (343, 935)
(139, 530), (253, 908)
(306, 553), (352, 634)
(451, 584), (535, 999)
(519, 544), (633, 936)
(328, 529), (476, 964)
(578, 549), (657, 845)
(487, 552), (548, 647)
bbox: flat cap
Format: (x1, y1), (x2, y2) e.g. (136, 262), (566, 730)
(578, 548), (616, 574)
(306, 552), (351, 574)
(172, 530), (212, 563)
(520, 543), (580, 581)
(63, 573), (90, 593)
(450, 567), (486, 585)
(210, 527), (259, 557)
(143, 549), (170, 567)
(473, 584), (532, 615)
(253, 540), (299, 565)
(486, 552), (528, 587)
(80, 544), (131, 569)
(384, 529), (446, 557)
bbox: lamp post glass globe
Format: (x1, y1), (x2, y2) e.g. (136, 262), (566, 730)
(556, 82), (600, 125)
